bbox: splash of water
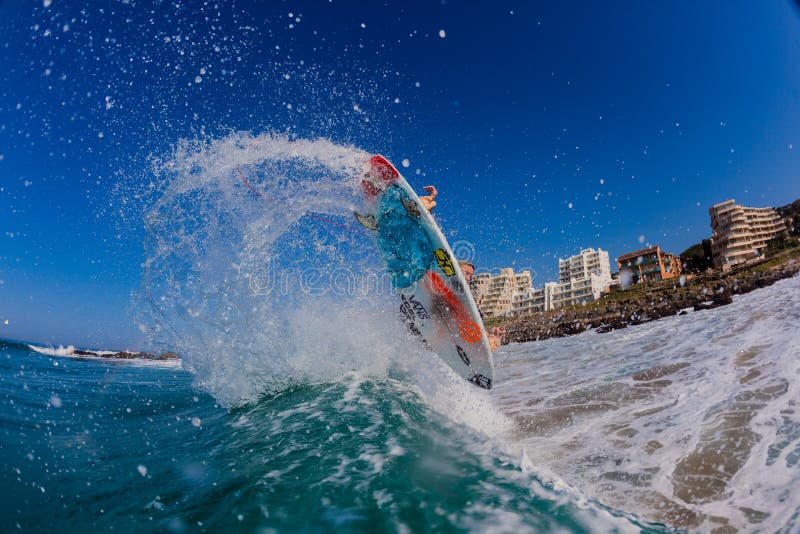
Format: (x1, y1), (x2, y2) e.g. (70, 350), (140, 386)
(141, 132), (414, 407)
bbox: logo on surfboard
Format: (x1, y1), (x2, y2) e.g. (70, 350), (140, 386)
(459, 321), (482, 343)
(400, 294), (430, 321)
(456, 345), (471, 366)
(434, 248), (456, 276)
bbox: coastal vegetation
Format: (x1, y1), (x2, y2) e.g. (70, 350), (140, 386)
(679, 239), (713, 273)
(777, 199), (800, 236)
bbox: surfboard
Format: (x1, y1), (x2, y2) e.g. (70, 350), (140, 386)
(356, 155), (494, 389)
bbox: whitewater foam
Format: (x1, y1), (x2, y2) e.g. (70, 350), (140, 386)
(27, 344), (77, 357)
(141, 133), (432, 406)
(495, 274), (800, 531)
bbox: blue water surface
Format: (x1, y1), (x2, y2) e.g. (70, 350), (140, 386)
(0, 339), (662, 533)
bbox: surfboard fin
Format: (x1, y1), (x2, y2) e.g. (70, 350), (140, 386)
(468, 374), (492, 390)
(354, 212), (377, 231)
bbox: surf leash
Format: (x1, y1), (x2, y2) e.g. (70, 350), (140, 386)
(237, 164), (263, 198)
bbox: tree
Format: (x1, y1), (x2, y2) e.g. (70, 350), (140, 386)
(680, 239), (713, 273)
(776, 199), (800, 237)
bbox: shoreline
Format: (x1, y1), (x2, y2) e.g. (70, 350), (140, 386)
(26, 343), (180, 362)
(499, 252), (800, 345)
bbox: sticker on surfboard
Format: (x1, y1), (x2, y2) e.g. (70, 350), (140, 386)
(434, 248), (456, 276)
(358, 154), (494, 389)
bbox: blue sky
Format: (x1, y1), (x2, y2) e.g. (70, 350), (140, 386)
(1, 1), (799, 348)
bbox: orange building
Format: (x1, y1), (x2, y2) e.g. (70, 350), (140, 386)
(616, 245), (682, 285)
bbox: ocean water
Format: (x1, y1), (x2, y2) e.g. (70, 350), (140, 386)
(3, 277), (799, 533)
(1, 338), (642, 533)
(3, 135), (798, 532)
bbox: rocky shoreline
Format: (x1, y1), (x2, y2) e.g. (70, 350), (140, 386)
(70, 348), (179, 361)
(501, 258), (800, 345)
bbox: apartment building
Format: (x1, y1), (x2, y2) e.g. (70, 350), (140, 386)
(709, 199), (789, 269)
(551, 248), (613, 308)
(616, 245), (682, 285)
(471, 268), (533, 318)
(509, 249), (613, 315)
(511, 284), (554, 316)
(550, 273), (610, 309)
(559, 248), (612, 284)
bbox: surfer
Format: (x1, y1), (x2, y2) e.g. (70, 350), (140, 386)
(419, 185), (438, 212)
(459, 260), (504, 351)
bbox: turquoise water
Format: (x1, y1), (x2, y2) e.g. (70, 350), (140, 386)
(0, 338), (648, 533)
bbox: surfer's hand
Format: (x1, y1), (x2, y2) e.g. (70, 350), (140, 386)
(420, 185), (438, 212)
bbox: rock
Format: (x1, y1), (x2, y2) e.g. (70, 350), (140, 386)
(111, 351), (140, 359)
(712, 292), (733, 306)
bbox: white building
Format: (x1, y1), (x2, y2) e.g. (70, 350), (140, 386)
(475, 249), (613, 318)
(548, 248), (613, 309)
(471, 268), (533, 318)
(549, 273), (610, 309)
(511, 282), (558, 316)
(709, 199), (788, 270)
(559, 248), (612, 284)
(508, 249), (613, 316)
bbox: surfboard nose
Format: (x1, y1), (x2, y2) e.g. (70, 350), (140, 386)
(361, 154), (400, 197)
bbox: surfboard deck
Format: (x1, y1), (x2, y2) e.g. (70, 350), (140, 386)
(356, 154), (494, 389)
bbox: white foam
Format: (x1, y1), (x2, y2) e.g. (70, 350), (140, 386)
(495, 274), (800, 530)
(28, 344), (76, 356)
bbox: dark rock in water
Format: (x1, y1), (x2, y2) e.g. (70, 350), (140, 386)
(596, 325), (614, 334)
(55, 345), (179, 363)
(111, 351), (140, 359)
(100, 351), (156, 360)
(712, 285), (733, 306)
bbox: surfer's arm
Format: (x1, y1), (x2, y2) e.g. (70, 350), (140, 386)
(420, 185), (438, 212)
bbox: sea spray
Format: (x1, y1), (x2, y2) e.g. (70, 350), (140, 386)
(140, 132), (415, 406)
